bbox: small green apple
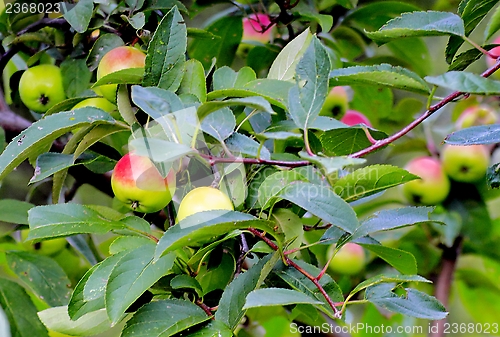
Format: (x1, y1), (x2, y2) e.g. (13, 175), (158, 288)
(177, 186), (234, 222)
(18, 64), (66, 112)
(72, 97), (119, 119)
(340, 109), (372, 127)
(442, 144), (490, 183)
(327, 242), (366, 275)
(111, 153), (176, 213)
(95, 46), (146, 102)
(455, 105), (497, 129)
(20, 229), (67, 256)
(402, 156), (450, 205)
(319, 86), (348, 119)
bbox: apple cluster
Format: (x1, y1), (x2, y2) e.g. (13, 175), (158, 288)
(402, 104), (496, 206)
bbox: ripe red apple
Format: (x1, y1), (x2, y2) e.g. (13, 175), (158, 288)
(327, 243), (366, 275)
(486, 36), (500, 72)
(402, 156), (450, 205)
(111, 153), (176, 213)
(319, 86), (349, 119)
(242, 13), (272, 44)
(95, 46), (146, 102)
(340, 109), (372, 127)
(455, 105), (497, 129)
(441, 144), (490, 183)
(18, 64), (66, 113)
(177, 186), (234, 222)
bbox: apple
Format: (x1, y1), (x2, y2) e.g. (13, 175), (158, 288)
(18, 64), (66, 113)
(455, 105), (497, 129)
(237, 13), (273, 57)
(402, 156), (450, 205)
(486, 36), (500, 73)
(177, 186), (234, 222)
(20, 229), (67, 256)
(111, 153), (176, 213)
(340, 109), (372, 127)
(95, 46), (146, 102)
(441, 144), (490, 183)
(327, 242), (366, 275)
(72, 97), (119, 119)
(319, 86), (349, 119)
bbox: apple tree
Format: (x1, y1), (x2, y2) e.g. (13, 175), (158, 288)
(0, 0), (500, 336)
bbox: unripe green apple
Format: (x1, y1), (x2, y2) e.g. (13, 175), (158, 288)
(20, 229), (67, 256)
(111, 153), (176, 213)
(72, 97), (119, 119)
(319, 86), (348, 119)
(177, 186), (234, 222)
(327, 243), (366, 275)
(95, 46), (146, 102)
(455, 105), (497, 129)
(18, 64), (66, 112)
(402, 156), (450, 205)
(340, 109), (372, 127)
(442, 144), (490, 183)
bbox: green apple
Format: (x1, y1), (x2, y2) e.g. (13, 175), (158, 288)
(18, 64), (66, 112)
(455, 105), (497, 129)
(319, 86), (348, 119)
(327, 242), (366, 275)
(20, 229), (67, 256)
(177, 186), (234, 222)
(72, 97), (119, 119)
(442, 144), (490, 183)
(111, 153), (176, 213)
(340, 109), (372, 127)
(95, 46), (146, 102)
(402, 156), (450, 205)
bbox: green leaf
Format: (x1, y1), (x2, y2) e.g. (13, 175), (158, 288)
(27, 204), (124, 240)
(320, 127), (388, 156)
(288, 37), (330, 129)
(215, 252), (280, 329)
(0, 199), (34, 224)
(366, 11), (465, 45)
(121, 299), (210, 336)
(92, 68), (144, 87)
(225, 133), (271, 159)
(243, 288), (322, 309)
(154, 211), (281, 260)
(360, 244), (417, 275)
(485, 4), (500, 41)
(178, 59), (207, 103)
(200, 108), (235, 141)
(109, 236), (155, 254)
(447, 0), (498, 63)
(268, 29), (313, 81)
(106, 246), (176, 324)
(273, 259), (343, 318)
(171, 274), (204, 298)
(196, 253), (235, 295)
(425, 71), (500, 94)
(189, 16), (242, 69)
(6, 251), (72, 307)
(73, 124), (127, 159)
(0, 108), (115, 181)
(30, 153), (74, 184)
(278, 181), (359, 233)
(347, 274), (431, 300)
(445, 124), (500, 145)
(68, 253), (127, 320)
(38, 307), (114, 336)
(131, 85), (184, 118)
(60, 59), (92, 98)
(0, 278), (48, 337)
(213, 66), (256, 90)
(207, 79), (293, 110)
(333, 165), (419, 202)
(353, 206), (434, 240)
(129, 137), (196, 163)
(198, 96), (274, 120)
(298, 152), (365, 175)
(187, 320), (233, 337)
(350, 85), (394, 120)
(143, 6), (187, 91)
(63, 0), (93, 33)
(256, 170), (308, 209)
(329, 64), (430, 94)
(365, 283), (448, 319)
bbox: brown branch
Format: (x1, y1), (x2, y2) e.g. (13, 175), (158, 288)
(350, 59), (500, 158)
(429, 237), (463, 337)
(195, 298), (215, 318)
(198, 153), (311, 168)
(247, 227), (342, 318)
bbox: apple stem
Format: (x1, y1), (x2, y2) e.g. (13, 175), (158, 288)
(131, 201), (139, 210)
